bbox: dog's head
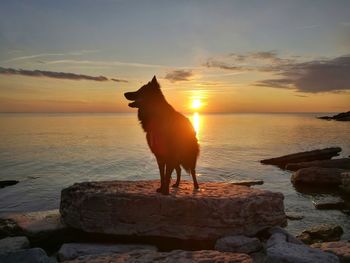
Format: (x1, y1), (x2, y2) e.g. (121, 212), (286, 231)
(124, 76), (163, 108)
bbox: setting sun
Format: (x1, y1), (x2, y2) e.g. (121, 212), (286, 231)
(191, 99), (202, 109)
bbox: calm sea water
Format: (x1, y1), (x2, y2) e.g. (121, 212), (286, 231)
(0, 113), (349, 238)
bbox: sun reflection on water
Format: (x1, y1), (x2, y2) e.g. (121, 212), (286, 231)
(191, 112), (200, 141)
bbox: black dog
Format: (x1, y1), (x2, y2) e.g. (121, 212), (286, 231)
(124, 76), (199, 195)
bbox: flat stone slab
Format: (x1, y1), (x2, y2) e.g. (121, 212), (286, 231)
(285, 158), (350, 171)
(60, 180), (286, 241)
(260, 147), (341, 168)
(0, 210), (66, 239)
(63, 249), (253, 263)
(58, 243), (157, 261)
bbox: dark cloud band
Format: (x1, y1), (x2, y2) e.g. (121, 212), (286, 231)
(165, 70), (194, 82)
(0, 67), (127, 83)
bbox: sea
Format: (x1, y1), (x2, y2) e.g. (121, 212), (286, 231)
(0, 112), (349, 239)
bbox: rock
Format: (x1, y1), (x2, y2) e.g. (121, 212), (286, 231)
(58, 243), (157, 261)
(285, 212), (304, 221)
(0, 180), (19, 188)
(311, 241), (350, 263)
(267, 226), (304, 245)
(296, 224), (344, 244)
(340, 172), (350, 194)
(64, 249), (253, 263)
(60, 180), (286, 241)
(0, 247), (50, 263)
(0, 218), (22, 239)
(0, 210), (66, 239)
(286, 158), (350, 171)
(312, 200), (346, 210)
(260, 147), (341, 168)
(215, 235), (262, 254)
(291, 167), (346, 186)
(318, 111), (350, 121)
(266, 232), (339, 263)
(0, 236), (30, 252)
(229, 180), (264, 187)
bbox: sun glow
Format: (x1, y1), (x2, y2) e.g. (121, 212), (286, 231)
(191, 99), (202, 109)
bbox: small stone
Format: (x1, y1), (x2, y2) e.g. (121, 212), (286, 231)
(0, 218), (22, 239)
(0, 247), (49, 263)
(296, 224), (344, 244)
(215, 235), (262, 254)
(291, 167), (346, 186)
(0, 236), (30, 252)
(58, 243), (157, 261)
(229, 180), (264, 187)
(286, 212), (304, 220)
(0, 180), (19, 188)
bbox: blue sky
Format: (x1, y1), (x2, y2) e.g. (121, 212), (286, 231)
(0, 0), (349, 112)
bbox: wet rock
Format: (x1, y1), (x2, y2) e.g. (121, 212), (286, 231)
(296, 224), (344, 245)
(229, 180), (264, 187)
(340, 172), (350, 194)
(291, 167), (346, 186)
(285, 212), (304, 220)
(0, 218), (22, 239)
(311, 241), (350, 263)
(215, 235), (262, 254)
(286, 158), (350, 171)
(58, 243), (157, 261)
(266, 232), (339, 263)
(64, 249), (253, 263)
(312, 200), (346, 210)
(0, 236), (29, 252)
(267, 226), (304, 245)
(260, 147), (341, 168)
(0, 210), (66, 240)
(60, 180), (286, 241)
(318, 111), (350, 121)
(0, 247), (49, 263)
(0, 180), (19, 188)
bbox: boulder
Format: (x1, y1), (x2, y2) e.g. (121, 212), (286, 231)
(318, 111), (350, 121)
(296, 224), (344, 245)
(286, 158), (350, 171)
(0, 236), (30, 252)
(266, 232), (339, 263)
(340, 172), (350, 194)
(311, 241), (350, 263)
(260, 147), (341, 168)
(0, 248), (49, 263)
(58, 243), (157, 261)
(63, 249), (253, 263)
(60, 180), (286, 241)
(0, 210), (66, 240)
(215, 235), (262, 254)
(291, 167), (346, 186)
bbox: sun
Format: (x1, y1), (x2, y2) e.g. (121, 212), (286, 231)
(191, 99), (202, 109)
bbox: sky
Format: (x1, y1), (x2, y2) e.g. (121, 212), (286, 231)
(0, 0), (349, 113)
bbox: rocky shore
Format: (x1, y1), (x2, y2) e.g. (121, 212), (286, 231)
(318, 111), (350, 122)
(1, 180), (348, 262)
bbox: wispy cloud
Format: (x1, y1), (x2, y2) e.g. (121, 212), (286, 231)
(0, 67), (108, 81)
(205, 52), (350, 93)
(5, 50), (100, 62)
(205, 51), (294, 72)
(164, 69), (195, 82)
(44, 59), (165, 68)
(111, 78), (128, 83)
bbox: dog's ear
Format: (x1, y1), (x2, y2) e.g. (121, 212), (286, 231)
(151, 76), (157, 84)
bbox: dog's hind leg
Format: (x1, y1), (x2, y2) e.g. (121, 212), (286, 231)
(156, 158), (165, 193)
(162, 164), (174, 195)
(172, 165), (181, 188)
(191, 168), (199, 189)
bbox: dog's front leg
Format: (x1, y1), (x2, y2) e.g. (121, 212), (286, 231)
(156, 158), (165, 193)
